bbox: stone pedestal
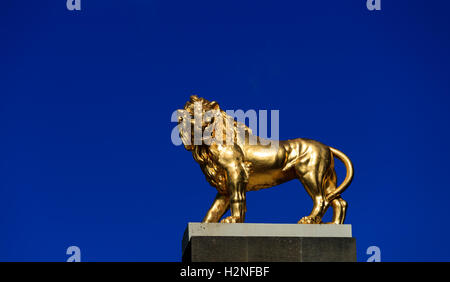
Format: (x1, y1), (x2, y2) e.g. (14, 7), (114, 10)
(182, 223), (356, 262)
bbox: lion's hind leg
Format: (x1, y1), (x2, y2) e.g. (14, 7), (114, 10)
(324, 168), (348, 224)
(295, 144), (339, 224)
(295, 164), (328, 224)
(329, 197), (347, 224)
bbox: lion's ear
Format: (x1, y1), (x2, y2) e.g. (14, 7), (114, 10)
(209, 101), (220, 110)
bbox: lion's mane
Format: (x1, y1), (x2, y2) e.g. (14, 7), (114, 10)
(179, 95), (252, 194)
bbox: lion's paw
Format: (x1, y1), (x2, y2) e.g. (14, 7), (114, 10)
(297, 216), (321, 224)
(221, 216), (241, 223)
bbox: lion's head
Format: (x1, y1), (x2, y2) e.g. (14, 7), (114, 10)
(177, 95), (252, 192)
(177, 95), (251, 151)
(177, 95), (219, 151)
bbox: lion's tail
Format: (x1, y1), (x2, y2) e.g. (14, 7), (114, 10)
(326, 147), (354, 202)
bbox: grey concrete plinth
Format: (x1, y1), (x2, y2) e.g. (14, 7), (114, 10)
(182, 223), (356, 262)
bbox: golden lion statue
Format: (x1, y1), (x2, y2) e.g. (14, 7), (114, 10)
(177, 95), (354, 224)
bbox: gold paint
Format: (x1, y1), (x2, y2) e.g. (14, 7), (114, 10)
(178, 96), (354, 224)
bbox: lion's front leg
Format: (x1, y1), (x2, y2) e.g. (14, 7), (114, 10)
(220, 166), (247, 223)
(202, 193), (230, 223)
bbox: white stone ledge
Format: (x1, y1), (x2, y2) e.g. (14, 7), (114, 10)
(182, 222), (353, 251)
